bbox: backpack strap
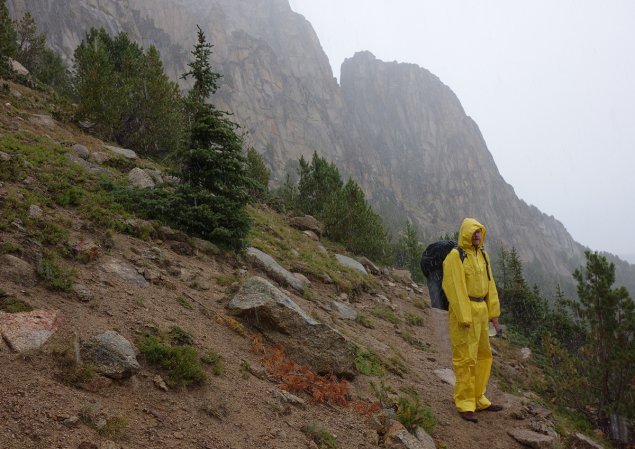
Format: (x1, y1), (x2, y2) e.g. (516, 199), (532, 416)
(481, 249), (491, 281)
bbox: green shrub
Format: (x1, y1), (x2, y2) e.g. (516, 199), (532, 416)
(352, 345), (383, 377)
(0, 242), (23, 255)
(36, 252), (75, 292)
(301, 424), (338, 449)
(0, 290), (33, 313)
(175, 296), (193, 310)
(355, 313), (375, 329)
(405, 312), (423, 326)
(397, 395), (437, 433)
(371, 305), (400, 324)
(201, 352), (223, 376)
(168, 326), (194, 346)
(137, 334), (207, 387)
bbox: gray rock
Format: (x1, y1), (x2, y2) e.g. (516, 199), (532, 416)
(0, 310), (62, 353)
(520, 347), (532, 360)
(335, 254), (368, 275)
(332, 301), (356, 320)
(385, 421), (425, 449)
(72, 144), (90, 159)
(434, 368), (455, 386)
(358, 256), (380, 275)
(81, 330), (140, 379)
(128, 167), (155, 188)
(143, 168), (163, 184)
(100, 257), (149, 287)
(65, 153), (110, 176)
(10, 58), (29, 76)
(391, 269), (413, 284)
(0, 254), (37, 287)
(0, 151), (11, 161)
(29, 114), (55, 128)
(302, 230), (319, 241)
(317, 244), (328, 256)
(508, 428), (555, 449)
(72, 284), (94, 302)
(271, 388), (306, 408)
(228, 276), (355, 378)
(414, 427), (436, 449)
(246, 247), (305, 293)
(28, 204), (43, 219)
(289, 215), (323, 236)
(569, 433), (604, 449)
(104, 145), (137, 159)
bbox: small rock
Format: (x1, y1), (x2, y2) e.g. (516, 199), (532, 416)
(62, 416), (80, 427)
(153, 375), (169, 392)
(332, 301), (356, 320)
(128, 167), (155, 189)
(302, 230), (319, 241)
(173, 431), (184, 439)
(104, 145), (137, 159)
(0, 254), (37, 287)
(0, 151), (11, 161)
(29, 113), (55, 128)
(73, 284), (94, 302)
(143, 168), (163, 184)
(316, 244), (328, 256)
(289, 215), (323, 236)
(28, 204), (43, 219)
(568, 432), (605, 449)
(508, 428), (555, 449)
(520, 347), (532, 360)
(335, 254), (368, 275)
(73, 238), (100, 263)
(271, 388), (306, 408)
(434, 368), (455, 386)
(100, 257), (148, 287)
(358, 256), (380, 275)
(81, 330), (141, 379)
(414, 426), (436, 449)
(72, 144), (90, 159)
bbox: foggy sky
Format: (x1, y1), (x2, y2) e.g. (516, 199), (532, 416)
(288, 0), (635, 259)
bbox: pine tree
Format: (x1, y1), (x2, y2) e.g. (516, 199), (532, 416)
(176, 26), (250, 250)
(245, 147), (270, 200)
(322, 179), (391, 263)
(296, 152), (343, 216)
(572, 251), (635, 422)
(0, 0), (18, 76)
(14, 12), (46, 71)
(394, 221), (424, 282)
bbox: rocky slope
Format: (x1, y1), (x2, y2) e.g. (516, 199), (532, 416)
(7, 0), (634, 295)
(0, 81), (611, 449)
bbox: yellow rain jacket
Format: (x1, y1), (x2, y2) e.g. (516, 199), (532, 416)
(442, 218), (500, 412)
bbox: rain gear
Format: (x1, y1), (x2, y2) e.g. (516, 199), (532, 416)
(442, 218), (501, 412)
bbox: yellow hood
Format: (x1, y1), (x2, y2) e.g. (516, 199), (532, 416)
(458, 218), (486, 250)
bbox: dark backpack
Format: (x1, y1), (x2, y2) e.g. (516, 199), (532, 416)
(420, 240), (490, 310)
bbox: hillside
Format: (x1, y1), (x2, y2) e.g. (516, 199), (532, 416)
(7, 0), (635, 298)
(0, 82), (614, 449)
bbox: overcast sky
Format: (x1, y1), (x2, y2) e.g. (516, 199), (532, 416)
(288, 0), (635, 259)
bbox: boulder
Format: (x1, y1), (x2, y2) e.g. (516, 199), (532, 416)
(391, 269), (413, 284)
(128, 167), (155, 188)
(358, 256), (380, 275)
(81, 330), (140, 379)
(65, 153), (110, 176)
(508, 428), (555, 449)
(104, 145), (137, 159)
(0, 254), (37, 287)
(414, 427), (436, 449)
(568, 432), (604, 449)
(10, 58), (29, 76)
(335, 254), (368, 276)
(289, 215), (323, 236)
(0, 309), (62, 353)
(385, 420), (425, 449)
(100, 257), (148, 287)
(246, 247), (305, 293)
(332, 301), (356, 320)
(72, 144), (90, 159)
(28, 204), (43, 219)
(228, 276), (355, 378)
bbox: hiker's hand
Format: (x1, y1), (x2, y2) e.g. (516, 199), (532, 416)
(490, 317), (499, 331)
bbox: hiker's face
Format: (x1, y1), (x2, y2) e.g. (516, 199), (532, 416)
(472, 230), (482, 247)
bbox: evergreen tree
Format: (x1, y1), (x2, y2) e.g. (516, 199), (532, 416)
(322, 179), (391, 263)
(14, 12), (46, 71)
(73, 28), (184, 155)
(0, 0), (17, 76)
(571, 251), (635, 422)
(176, 26), (250, 250)
(394, 221), (425, 282)
(245, 147), (270, 200)
(296, 152), (343, 216)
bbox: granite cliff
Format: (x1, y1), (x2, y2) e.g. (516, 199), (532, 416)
(7, 0), (634, 294)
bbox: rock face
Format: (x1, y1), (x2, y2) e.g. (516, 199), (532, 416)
(9, 0), (634, 294)
(228, 276), (356, 378)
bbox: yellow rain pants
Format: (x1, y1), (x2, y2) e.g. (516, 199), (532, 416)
(448, 300), (492, 412)
(442, 218), (500, 412)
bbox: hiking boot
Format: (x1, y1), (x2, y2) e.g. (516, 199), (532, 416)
(459, 411), (478, 423)
(480, 404), (504, 412)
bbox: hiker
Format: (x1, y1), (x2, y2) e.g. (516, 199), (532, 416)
(442, 217), (502, 423)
